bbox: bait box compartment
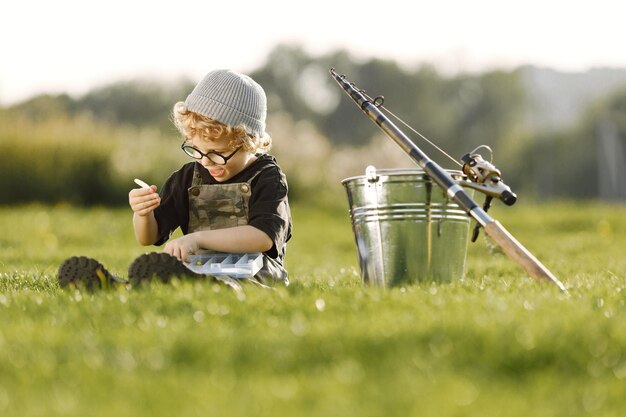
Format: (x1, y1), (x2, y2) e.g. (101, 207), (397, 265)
(184, 252), (263, 278)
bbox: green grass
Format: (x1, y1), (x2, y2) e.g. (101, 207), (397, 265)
(1, 200), (626, 417)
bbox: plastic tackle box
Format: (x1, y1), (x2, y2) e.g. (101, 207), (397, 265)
(184, 252), (263, 278)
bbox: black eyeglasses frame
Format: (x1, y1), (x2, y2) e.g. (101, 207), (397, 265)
(180, 143), (241, 165)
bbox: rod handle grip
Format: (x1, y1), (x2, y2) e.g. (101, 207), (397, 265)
(484, 220), (567, 292)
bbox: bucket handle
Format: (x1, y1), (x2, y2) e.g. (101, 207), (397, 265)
(365, 165), (378, 183)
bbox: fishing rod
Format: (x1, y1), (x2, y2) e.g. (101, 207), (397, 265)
(329, 68), (567, 292)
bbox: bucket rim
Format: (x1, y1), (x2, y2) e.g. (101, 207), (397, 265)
(341, 167), (466, 184)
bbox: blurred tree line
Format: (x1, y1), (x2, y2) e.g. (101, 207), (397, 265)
(1, 44), (625, 205)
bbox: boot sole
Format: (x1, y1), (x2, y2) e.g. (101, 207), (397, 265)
(127, 252), (202, 285)
(57, 256), (119, 290)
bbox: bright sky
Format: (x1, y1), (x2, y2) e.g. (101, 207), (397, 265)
(1, 0), (625, 105)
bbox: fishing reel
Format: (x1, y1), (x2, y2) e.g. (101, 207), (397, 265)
(459, 145), (517, 242)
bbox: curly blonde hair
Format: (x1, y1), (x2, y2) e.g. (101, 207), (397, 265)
(172, 102), (272, 153)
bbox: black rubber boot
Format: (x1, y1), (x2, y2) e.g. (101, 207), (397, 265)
(127, 252), (202, 285)
(57, 256), (126, 290)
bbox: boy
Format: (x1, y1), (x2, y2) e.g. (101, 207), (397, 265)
(58, 69), (291, 288)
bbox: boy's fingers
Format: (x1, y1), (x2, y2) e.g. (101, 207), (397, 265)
(134, 198), (160, 216)
(131, 193), (160, 205)
(132, 187), (157, 197)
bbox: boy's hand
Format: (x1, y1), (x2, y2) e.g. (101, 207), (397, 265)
(163, 234), (199, 263)
(129, 185), (161, 216)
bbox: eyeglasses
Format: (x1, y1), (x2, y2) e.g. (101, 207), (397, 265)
(181, 143), (241, 165)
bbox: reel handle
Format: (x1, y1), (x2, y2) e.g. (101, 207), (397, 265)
(501, 190), (517, 206)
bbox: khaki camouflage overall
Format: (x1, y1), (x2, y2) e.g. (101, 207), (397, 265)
(188, 164), (288, 285)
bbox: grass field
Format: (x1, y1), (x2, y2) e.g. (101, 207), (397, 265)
(1, 200), (626, 417)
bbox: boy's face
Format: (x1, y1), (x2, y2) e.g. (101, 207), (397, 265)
(190, 135), (256, 182)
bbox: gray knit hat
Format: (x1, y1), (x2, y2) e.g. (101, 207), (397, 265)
(185, 69), (267, 138)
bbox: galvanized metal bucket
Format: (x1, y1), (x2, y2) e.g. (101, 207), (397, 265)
(342, 166), (473, 287)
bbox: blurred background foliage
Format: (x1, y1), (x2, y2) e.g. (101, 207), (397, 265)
(1, 44), (625, 206)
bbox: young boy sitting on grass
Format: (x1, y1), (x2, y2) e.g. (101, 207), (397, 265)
(58, 69), (292, 289)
